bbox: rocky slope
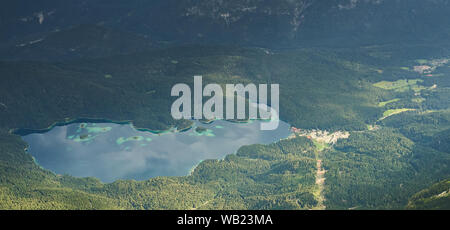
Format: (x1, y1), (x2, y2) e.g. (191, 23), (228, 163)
(1, 0), (449, 52)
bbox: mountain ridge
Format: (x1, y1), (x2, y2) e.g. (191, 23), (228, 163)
(1, 0), (449, 51)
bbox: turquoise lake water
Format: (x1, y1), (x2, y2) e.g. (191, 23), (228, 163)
(22, 120), (292, 183)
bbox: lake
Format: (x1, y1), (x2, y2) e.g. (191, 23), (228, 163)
(21, 120), (292, 183)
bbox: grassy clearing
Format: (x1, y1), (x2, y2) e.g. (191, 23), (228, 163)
(382, 108), (415, 119)
(412, 97), (426, 103)
(313, 140), (329, 151)
(378, 98), (400, 107)
(416, 59), (429, 65)
(373, 79), (425, 92)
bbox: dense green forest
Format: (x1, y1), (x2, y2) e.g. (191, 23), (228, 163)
(324, 128), (450, 209)
(406, 179), (450, 210)
(0, 44), (449, 209)
(0, 46), (388, 132)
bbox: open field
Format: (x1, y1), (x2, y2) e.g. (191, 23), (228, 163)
(373, 79), (426, 93)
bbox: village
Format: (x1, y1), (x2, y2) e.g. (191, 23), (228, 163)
(289, 127), (350, 145)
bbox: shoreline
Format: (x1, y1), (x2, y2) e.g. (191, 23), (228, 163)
(11, 117), (181, 136)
